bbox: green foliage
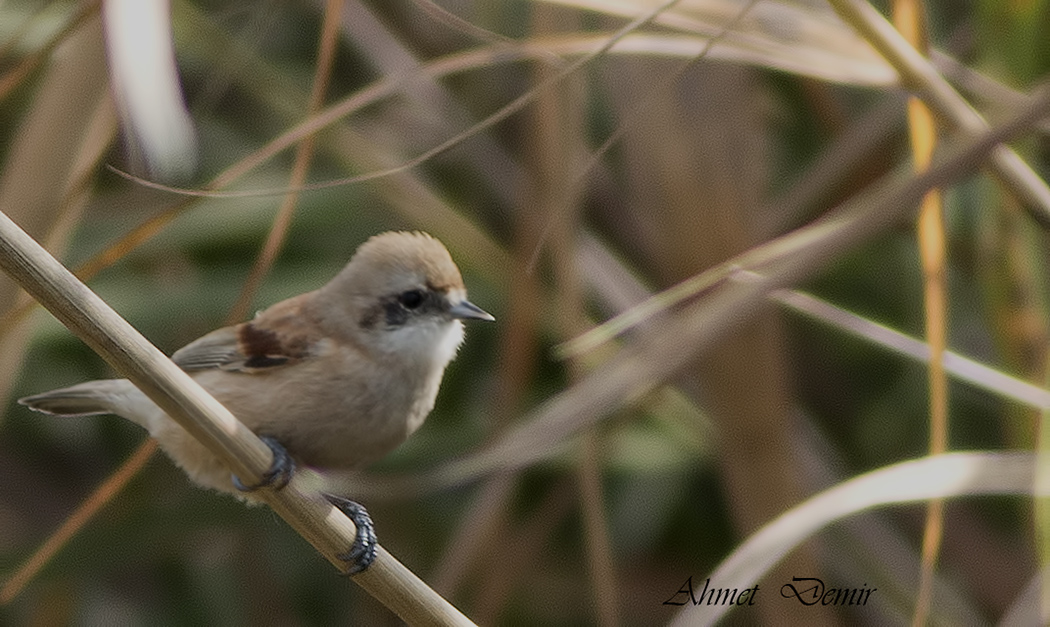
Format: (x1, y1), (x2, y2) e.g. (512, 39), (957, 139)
(1, 0), (1048, 624)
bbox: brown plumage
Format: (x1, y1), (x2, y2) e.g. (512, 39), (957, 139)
(20, 231), (493, 497)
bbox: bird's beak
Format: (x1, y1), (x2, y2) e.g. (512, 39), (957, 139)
(449, 299), (495, 321)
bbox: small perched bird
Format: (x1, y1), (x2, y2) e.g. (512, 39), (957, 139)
(20, 231), (492, 573)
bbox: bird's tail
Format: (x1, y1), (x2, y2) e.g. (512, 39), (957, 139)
(19, 379), (133, 417)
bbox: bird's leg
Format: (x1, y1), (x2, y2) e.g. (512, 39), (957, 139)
(232, 436), (295, 492)
(323, 494), (378, 575)
(229, 438), (376, 574)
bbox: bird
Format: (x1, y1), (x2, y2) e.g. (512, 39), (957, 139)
(19, 231), (493, 573)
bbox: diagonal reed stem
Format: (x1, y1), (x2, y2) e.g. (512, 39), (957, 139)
(0, 210), (473, 625)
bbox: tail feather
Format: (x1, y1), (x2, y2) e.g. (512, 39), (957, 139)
(19, 379), (130, 417)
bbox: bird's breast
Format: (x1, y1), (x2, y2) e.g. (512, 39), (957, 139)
(193, 339), (448, 470)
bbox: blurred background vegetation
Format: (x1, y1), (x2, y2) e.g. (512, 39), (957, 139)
(0, 0), (1049, 625)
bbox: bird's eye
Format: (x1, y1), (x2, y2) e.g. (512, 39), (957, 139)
(398, 289), (425, 309)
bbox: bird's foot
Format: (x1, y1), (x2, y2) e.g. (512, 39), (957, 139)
(324, 494), (377, 575)
(232, 436), (295, 492)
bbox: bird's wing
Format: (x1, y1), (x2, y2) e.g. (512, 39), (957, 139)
(171, 295), (321, 373)
(171, 326), (246, 371)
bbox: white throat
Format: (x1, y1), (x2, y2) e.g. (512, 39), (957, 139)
(432, 320), (466, 367)
(373, 318), (465, 370)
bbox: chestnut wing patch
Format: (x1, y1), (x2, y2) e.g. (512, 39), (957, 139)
(171, 321), (315, 373)
(237, 323), (311, 369)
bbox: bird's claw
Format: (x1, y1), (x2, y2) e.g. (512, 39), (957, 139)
(324, 493), (377, 575)
(229, 440), (375, 575)
(232, 436), (295, 492)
